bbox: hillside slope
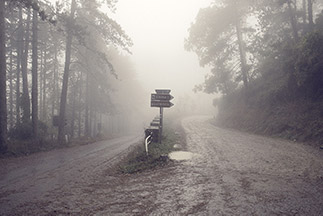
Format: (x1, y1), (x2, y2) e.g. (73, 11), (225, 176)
(215, 96), (323, 147)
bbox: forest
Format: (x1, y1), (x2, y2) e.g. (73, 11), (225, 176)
(1, 0), (323, 155)
(0, 0), (147, 154)
(185, 0), (323, 146)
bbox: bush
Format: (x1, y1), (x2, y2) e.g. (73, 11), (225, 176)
(9, 120), (49, 140)
(8, 122), (33, 140)
(295, 31), (323, 99)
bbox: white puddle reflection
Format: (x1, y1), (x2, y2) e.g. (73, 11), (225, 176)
(173, 144), (182, 149)
(169, 151), (195, 161)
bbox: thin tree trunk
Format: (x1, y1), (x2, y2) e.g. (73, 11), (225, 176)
(85, 71), (89, 137)
(42, 47), (47, 121)
(308, 0), (313, 31)
(78, 110), (82, 137)
(21, 8), (31, 123)
(31, 6), (38, 139)
(0, 0), (7, 152)
(302, 0), (307, 25)
(70, 80), (78, 138)
(93, 111), (97, 136)
(16, 6), (23, 125)
(89, 106), (93, 137)
(9, 42), (13, 129)
(58, 0), (76, 144)
(234, 3), (248, 89)
(287, 0), (299, 41)
(52, 38), (58, 117)
(39, 48), (43, 120)
(78, 71), (83, 138)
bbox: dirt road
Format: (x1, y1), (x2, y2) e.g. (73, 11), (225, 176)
(0, 135), (142, 215)
(1, 116), (322, 215)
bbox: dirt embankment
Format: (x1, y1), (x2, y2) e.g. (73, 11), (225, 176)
(215, 98), (323, 147)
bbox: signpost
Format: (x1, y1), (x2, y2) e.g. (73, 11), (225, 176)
(150, 89), (174, 143)
(151, 101), (174, 108)
(151, 94), (174, 101)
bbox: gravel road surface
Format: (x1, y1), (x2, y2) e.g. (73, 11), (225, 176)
(0, 135), (142, 215)
(0, 116), (322, 215)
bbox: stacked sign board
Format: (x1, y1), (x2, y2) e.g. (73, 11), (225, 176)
(145, 89), (174, 144)
(150, 89), (174, 108)
(145, 116), (160, 143)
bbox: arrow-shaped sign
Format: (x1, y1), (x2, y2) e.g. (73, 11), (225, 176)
(151, 101), (174, 108)
(151, 94), (174, 101)
(155, 89), (171, 94)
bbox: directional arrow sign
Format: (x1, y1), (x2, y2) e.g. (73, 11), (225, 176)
(150, 122), (160, 126)
(155, 89), (171, 94)
(151, 94), (174, 101)
(151, 101), (174, 108)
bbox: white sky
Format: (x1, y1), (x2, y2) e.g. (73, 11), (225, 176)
(111, 0), (213, 97)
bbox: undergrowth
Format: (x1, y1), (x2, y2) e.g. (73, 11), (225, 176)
(119, 119), (184, 174)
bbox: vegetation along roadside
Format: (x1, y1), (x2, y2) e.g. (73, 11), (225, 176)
(118, 117), (186, 174)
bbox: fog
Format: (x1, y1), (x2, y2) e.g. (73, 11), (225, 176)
(110, 0), (216, 116)
(2, 1), (323, 214)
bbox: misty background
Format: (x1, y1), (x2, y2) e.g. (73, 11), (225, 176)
(1, 0), (323, 153)
(109, 0), (217, 116)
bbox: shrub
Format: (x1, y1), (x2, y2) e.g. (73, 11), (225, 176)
(9, 120), (49, 140)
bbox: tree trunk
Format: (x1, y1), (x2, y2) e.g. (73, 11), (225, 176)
(287, 0), (299, 41)
(89, 106), (93, 137)
(40, 43), (47, 122)
(85, 71), (89, 137)
(58, 0), (76, 145)
(308, 0), (313, 31)
(70, 80), (78, 138)
(31, 6), (38, 139)
(42, 47), (47, 121)
(52, 37), (59, 117)
(234, 3), (248, 89)
(39, 48), (43, 120)
(21, 8), (31, 123)
(78, 71), (83, 138)
(302, 0), (307, 25)
(16, 6), (23, 125)
(0, 0), (7, 152)
(9, 35), (14, 129)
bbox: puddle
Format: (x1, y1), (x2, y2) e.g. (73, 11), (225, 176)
(173, 144), (182, 149)
(168, 151), (195, 161)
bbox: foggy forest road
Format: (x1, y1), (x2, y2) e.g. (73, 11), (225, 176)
(0, 116), (322, 215)
(0, 134), (142, 215)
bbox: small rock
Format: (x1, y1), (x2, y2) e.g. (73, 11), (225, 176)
(140, 191), (150, 198)
(132, 209), (140, 213)
(320, 145), (323, 150)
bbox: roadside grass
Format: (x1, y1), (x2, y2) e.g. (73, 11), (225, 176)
(118, 120), (184, 174)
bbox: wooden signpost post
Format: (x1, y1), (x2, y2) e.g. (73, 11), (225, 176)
(150, 89), (174, 143)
